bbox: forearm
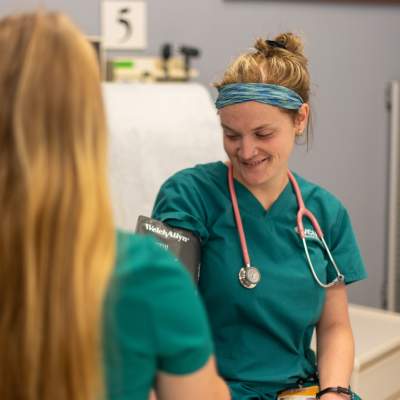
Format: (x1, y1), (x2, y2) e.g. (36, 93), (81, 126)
(317, 323), (354, 399)
(214, 376), (231, 400)
(152, 377), (230, 400)
(152, 379), (230, 400)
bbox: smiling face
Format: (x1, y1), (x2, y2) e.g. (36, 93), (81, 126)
(220, 101), (308, 192)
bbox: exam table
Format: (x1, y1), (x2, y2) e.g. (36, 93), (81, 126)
(103, 82), (225, 231)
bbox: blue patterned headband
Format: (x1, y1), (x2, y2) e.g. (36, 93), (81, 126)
(215, 83), (304, 110)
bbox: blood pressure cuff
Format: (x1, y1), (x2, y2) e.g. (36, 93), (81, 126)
(135, 215), (201, 282)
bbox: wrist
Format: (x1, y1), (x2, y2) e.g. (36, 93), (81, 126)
(316, 386), (353, 400)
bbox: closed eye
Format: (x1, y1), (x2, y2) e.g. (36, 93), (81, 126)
(223, 130), (241, 140)
(255, 132), (274, 139)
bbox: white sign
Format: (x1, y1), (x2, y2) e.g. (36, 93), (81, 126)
(102, 1), (147, 50)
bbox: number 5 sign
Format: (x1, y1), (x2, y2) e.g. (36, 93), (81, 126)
(102, 1), (147, 50)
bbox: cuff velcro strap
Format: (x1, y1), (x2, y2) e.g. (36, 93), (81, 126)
(316, 386), (354, 399)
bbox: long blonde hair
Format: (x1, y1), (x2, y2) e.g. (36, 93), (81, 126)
(0, 12), (115, 400)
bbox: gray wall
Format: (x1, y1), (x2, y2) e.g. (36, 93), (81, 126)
(2, 0), (400, 308)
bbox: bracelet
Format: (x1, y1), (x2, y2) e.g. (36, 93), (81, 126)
(316, 386), (354, 399)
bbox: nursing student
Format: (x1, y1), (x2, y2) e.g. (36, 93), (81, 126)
(152, 34), (367, 400)
(0, 12), (230, 400)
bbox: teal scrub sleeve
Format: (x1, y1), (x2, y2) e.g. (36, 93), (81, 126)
(152, 173), (210, 243)
(328, 207), (367, 285)
(104, 234), (213, 398)
(149, 248), (214, 374)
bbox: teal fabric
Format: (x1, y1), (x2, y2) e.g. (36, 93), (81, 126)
(152, 161), (367, 398)
(215, 83), (304, 110)
(103, 231), (213, 400)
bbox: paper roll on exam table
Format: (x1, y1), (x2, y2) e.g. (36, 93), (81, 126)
(103, 82), (225, 231)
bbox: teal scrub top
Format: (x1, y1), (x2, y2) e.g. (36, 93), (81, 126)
(103, 231), (213, 400)
(152, 161), (367, 396)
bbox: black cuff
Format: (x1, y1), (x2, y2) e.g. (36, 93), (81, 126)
(316, 386), (354, 399)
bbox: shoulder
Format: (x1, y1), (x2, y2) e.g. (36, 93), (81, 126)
(113, 229), (191, 284)
(152, 162), (228, 240)
(160, 161), (226, 190)
(291, 173), (353, 242)
(294, 173), (343, 205)
(293, 173), (345, 218)
(109, 230), (206, 333)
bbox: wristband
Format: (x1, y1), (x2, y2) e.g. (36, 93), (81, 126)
(316, 386), (354, 399)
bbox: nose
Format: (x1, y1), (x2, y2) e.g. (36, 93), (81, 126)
(238, 136), (257, 160)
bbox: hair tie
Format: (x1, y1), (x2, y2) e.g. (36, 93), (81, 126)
(266, 40), (286, 50)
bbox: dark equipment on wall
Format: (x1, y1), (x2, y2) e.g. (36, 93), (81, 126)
(179, 46), (201, 81)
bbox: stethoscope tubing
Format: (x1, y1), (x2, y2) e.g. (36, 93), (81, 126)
(302, 237), (344, 288)
(288, 170), (345, 288)
(228, 162), (251, 268)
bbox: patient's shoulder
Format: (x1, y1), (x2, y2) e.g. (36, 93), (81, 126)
(152, 162), (228, 240)
(162, 161), (227, 190)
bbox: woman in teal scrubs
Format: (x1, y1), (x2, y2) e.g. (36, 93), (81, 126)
(0, 12), (229, 400)
(152, 34), (367, 400)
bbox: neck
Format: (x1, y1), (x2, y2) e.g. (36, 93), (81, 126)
(235, 168), (289, 210)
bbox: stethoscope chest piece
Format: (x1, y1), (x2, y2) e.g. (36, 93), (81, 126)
(239, 266), (261, 289)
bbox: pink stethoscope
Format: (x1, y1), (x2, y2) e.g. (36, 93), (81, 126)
(227, 163), (345, 289)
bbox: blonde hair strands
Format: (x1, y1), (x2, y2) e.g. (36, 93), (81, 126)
(0, 12), (115, 400)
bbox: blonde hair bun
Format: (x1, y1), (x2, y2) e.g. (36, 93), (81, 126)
(254, 33), (307, 66)
(274, 33), (304, 56)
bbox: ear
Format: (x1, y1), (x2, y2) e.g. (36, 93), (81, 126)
(294, 103), (309, 134)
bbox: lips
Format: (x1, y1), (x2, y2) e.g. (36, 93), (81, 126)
(241, 156), (271, 167)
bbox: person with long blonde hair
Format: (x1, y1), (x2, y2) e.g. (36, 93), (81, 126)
(0, 11), (230, 400)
